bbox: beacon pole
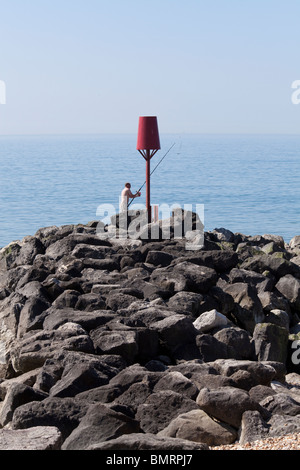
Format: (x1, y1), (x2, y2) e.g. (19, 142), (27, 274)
(137, 116), (161, 224)
(146, 149), (151, 223)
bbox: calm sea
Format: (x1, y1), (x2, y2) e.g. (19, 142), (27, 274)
(0, 133), (299, 248)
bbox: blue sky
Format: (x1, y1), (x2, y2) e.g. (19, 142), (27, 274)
(0, 0), (300, 135)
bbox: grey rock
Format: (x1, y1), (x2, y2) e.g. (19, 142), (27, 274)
(175, 250), (239, 273)
(113, 381), (152, 412)
(193, 309), (229, 333)
(229, 369), (259, 391)
(90, 328), (138, 364)
(150, 262), (218, 295)
(34, 358), (64, 393)
(223, 282), (264, 333)
(209, 359), (282, 385)
(228, 268), (274, 292)
(17, 295), (51, 337)
(275, 274), (300, 311)
(253, 323), (289, 363)
(239, 410), (270, 445)
(172, 262), (218, 294)
(240, 254), (300, 280)
(14, 237), (45, 267)
(12, 397), (90, 439)
(43, 307), (115, 331)
(74, 293), (107, 311)
(85, 433), (209, 450)
(109, 364), (164, 394)
(61, 403), (141, 450)
(0, 426), (62, 451)
(189, 373), (236, 391)
(0, 368), (41, 399)
(153, 371), (199, 400)
(77, 383), (124, 404)
(213, 326), (254, 360)
(0, 383), (47, 427)
(45, 233), (111, 261)
(106, 292), (139, 311)
(258, 290), (291, 314)
(150, 314), (197, 355)
(208, 285), (235, 315)
(196, 386), (262, 429)
(289, 236), (300, 250)
(212, 228), (235, 242)
(167, 291), (204, 317)
(10, 326), (94, 375)
(52, 290), (80, 309)
(3, 221), (300, 450)
(260, 393), (300, 416)
(71, 243), (110, 259)
(158, 409), (237, 446)
(136, 390), (199, 434)
(249, 384), (277, 403)
(268, 414), (300, 437)
(145, 251), (174, 267)
(49, 362), (111, 398)
(196, 334), (236, 362)
(264, 309), (290, 329)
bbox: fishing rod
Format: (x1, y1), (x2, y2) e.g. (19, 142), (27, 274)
(127, 142), (176, 208)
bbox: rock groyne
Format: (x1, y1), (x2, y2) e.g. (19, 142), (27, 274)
(0, 214), (300, 450)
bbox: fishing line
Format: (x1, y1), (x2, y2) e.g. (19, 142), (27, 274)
(127, 142), (176, 208)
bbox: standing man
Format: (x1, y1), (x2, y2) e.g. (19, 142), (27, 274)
(120, 183), (141, 213)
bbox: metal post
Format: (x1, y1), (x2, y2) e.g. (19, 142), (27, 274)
(146, 149), (151, 223)
(136, 117), (160, 225)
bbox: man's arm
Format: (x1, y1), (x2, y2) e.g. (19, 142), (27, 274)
(128, 190), (141, 199)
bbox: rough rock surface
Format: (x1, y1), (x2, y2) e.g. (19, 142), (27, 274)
(1, 217), (300, 450)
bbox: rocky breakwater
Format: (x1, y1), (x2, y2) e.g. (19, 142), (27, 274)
(0, 212), (300, 450)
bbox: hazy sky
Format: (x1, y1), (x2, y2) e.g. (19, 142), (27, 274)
(1, 0), (300, 135)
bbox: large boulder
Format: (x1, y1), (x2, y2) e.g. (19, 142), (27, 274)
(43, 307), (115, 332)
(0, 383), (47, 427)
(268, 414), (300, 437)
(85, 433), (209, 450)
(174, 250), (239, 273)
(196, 334), (237, 362)
(228, 268), (274, 292)
(12, 397), (90, 439)
(153, 371), (199, 400)
(193, 309), (229, 333)
(145, 251), (174, 267)
(223, 282), (264, 333)
(167, 292), (204, 317)
(9, 325), (95, 375)
(260, 393), (300, 416)
(239, 410), (270, 445)
(150, 314), (197, 356)
(209, 359), (282, 386)
(253, 323), (289, 363)
(150, 262), (218, 295)
(289, 236), (300, 251)
(240, 254), (300, 280)
(158, 409), (237, 446)
(0, 426), (62, 451)
(90, 329), (138, 364)
(136, 390), (199, 434)
(196, 386), (264, 428)
(213, 326), (254, 360)
(275, 275), (300, 311)
(61, 403), (141, 450)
